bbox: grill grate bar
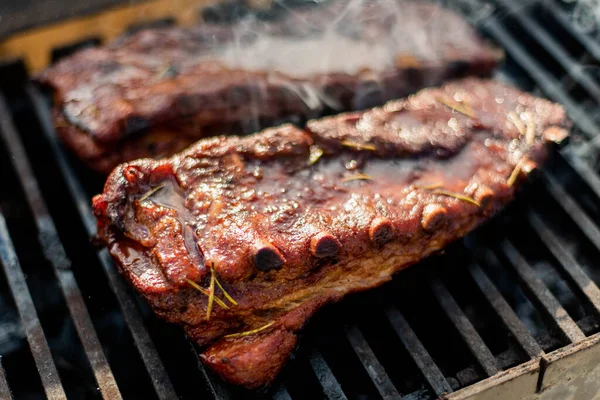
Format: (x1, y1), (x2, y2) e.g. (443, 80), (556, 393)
(476, 1), (599, 138)
(561, 151), (600, 205)
(0, 95), (122, 399)
(25, 85), (179, 400)
(346, 325), (400, 399)
(189, 342), (232, 400)
(431, 279), (501, 377)
(0, 213), (66, 399)
(542, 172), (600, 253)
(480, 0), (600, 180)
(308, 350), (348, 400)
(498, 0), (600, 103)
(527, 210), (600, 316)
(468, 263), (544, 358)
(0, 359), (11, 399)
(102, 247), (179, 398)
(499, 240), (586, 342)
(272, 383), (293, 400)
(384, 306), (453, 397)
(545, 2), (600, 62)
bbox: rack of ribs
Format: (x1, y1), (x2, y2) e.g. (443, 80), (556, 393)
(92, 78), (569, 388)
(37, 1), (501, 173)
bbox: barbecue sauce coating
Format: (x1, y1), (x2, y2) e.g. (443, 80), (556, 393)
(37, 1), (500, 173)
(93, 79), (569, 388)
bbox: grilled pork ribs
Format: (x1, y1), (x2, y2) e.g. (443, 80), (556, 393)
(38, 1), (500, 173)
(93, 79), (569, 388)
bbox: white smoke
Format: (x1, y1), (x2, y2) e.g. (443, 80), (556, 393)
(563, 0), (600, 34)
(199, 0), (503, 127)
(212, 0), (503, 84)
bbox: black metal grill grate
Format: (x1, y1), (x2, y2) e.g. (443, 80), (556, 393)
(1, 0), (600, 398)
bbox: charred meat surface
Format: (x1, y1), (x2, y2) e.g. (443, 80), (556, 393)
(37, 1), (501, 173)
(93, 78), (569, 388)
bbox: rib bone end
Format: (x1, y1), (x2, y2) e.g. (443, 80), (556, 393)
(369, 217), (395, 247)
(422, 204), (447, 231)
(310, 232), (341, 258)
(253, 242), (285, 271)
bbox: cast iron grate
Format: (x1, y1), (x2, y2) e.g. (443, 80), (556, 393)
(1, 0), (600, 399)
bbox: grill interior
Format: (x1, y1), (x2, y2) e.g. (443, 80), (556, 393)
(1, 0), (600, 399)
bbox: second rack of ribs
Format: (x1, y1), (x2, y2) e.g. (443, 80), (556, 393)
(37, 1), (500, 173)
(92, 78), (569, 389)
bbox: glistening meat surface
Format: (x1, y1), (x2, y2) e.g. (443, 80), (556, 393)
(92, 78), (569, 388)
(37, 1), (500, 173)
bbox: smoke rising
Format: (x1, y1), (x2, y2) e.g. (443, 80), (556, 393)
(207, 0), (500, 121)
(220, 0), (490, 75)
(563, 0), (600, 33)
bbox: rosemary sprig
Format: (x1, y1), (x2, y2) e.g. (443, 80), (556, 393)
(507, 158), (526, 187)
(341, 140), (376, 151)
(212, 264), (238, 306)
(223, 321), (276, 339)
(508, 111), (526, 136)
(525, 119), (536, 146)
(139, 184), (165, 202)
(206, 267), (216, 320)
(431, 189), (481, 207)
(186, 264), (238, 320)
(341, 173), (373, 183)
(435, 96), (476, 119)
(308, 145), (324, 166)
(414, 182), (443, 190)
(415, 184), (480, 207)
(154, 63), (177, 81)
(186, 279), (230, 310)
